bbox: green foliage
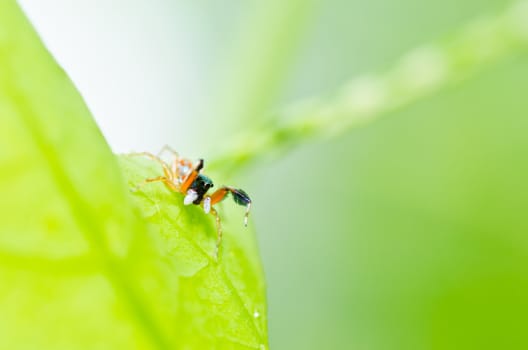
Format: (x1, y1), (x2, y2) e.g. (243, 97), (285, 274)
(211, 0), (528, 176)
(3, 0), (528, 348)
(0, 2), (266, 349)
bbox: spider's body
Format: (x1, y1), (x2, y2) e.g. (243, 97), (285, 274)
(130, 146), (252, 258)
(188, 174), (214, 204)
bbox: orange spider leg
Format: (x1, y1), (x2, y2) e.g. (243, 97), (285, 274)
(127, 152), (173, 181)
(210, 187), (230, 205)
(156, 145), (183, 176)
(210, 186), (252, 226)
(156, 144), (179, 158)
(180, 159), (204, 193)
(134, 175), (179, 193)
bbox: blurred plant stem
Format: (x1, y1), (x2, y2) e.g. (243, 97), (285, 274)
(209, 0), (528, 177)
(211, 0), (321, 134)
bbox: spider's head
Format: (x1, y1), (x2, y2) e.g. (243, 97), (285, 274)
(188, 174), (214, 204)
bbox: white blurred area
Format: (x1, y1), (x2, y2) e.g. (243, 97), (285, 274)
(18, 0), (208, 156)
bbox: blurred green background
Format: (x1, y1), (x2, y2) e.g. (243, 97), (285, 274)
(19, 0), (528, 349)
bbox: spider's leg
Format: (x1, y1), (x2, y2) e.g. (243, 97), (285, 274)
(210, 207), (222, 260)
(127, 152), (173, 181)
(210, 186), (252, 226)
(156, 144), (180, 159)
(133, 176), (178, 193)
(209, 187), (229, 205)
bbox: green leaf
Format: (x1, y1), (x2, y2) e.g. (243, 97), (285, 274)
(119, 156), (268, 350)
(0, 2), (267, 349)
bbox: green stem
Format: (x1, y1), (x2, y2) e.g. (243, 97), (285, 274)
(210, 0), (528, 177)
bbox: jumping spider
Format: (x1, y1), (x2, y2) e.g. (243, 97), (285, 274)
(129, 146), (252, 258)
